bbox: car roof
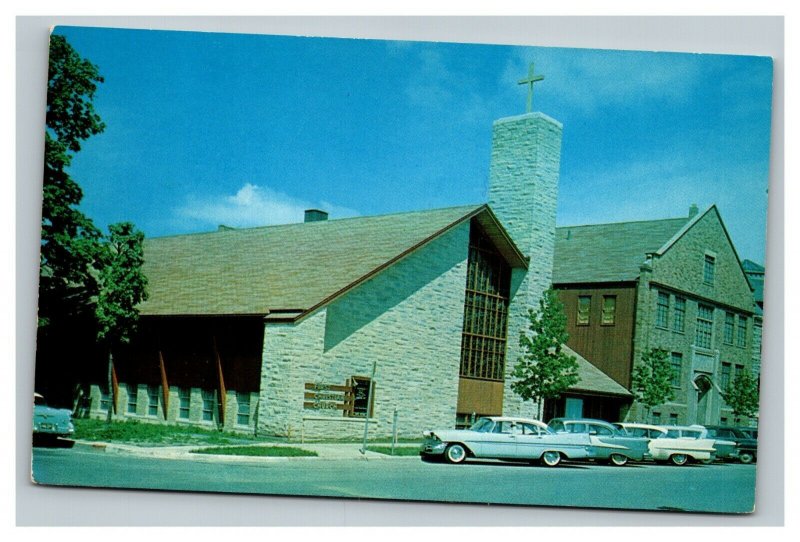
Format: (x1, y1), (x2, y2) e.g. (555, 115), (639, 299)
(617, 423), (668, 433)
(549, 417), (615, 426)
(486, 416), (547, 428)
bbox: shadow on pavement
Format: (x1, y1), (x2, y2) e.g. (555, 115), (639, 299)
(32, 435), (76, 449)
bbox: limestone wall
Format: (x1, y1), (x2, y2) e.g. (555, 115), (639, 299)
(257, 222), (470, 440)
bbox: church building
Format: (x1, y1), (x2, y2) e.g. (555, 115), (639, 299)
(84, 86), (628, 439)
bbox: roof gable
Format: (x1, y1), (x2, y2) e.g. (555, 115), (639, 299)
(139, 204), (526, 318)
(553, 217), (688, 284)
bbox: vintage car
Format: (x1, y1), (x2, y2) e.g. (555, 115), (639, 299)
(704, 425), (758, 464)
(548, 418), (649, 466)
(661, 424), (738, 462)
(420, 416), (593, 467)
(33, 393), (75, 441)
(614, 422), (716, 465)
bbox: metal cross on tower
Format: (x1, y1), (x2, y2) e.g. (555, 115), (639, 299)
(518, 63), (544, 113)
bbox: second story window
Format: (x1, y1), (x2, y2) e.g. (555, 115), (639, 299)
(704, 254), (716, 285)
(577, 295), (591, 326)
(601, 295), (616, 325)
(737, 316), (748, 347)
(670, 352), (683, 388)
(655, 291), (669, 329)
(673, 296), (686, 332)
(695, 304), (714, 349)
(724, 312), (735, 344)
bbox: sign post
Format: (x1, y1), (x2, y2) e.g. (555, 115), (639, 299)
(360, 361), (377, 455)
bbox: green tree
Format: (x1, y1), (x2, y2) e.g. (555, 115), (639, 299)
(724, 369), (760, 423)
(631, 348), (674, 422)
(39, 34), (106, 329)
(511, 287), (579, 420)
(96, 223), (149, 421)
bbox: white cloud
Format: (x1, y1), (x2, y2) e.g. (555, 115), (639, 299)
(174, 183), (360, 229)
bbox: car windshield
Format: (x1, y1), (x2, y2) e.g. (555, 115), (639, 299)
(470, 418), (495, 433)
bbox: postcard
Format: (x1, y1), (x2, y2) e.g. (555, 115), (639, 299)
(32, 25), (772, 514)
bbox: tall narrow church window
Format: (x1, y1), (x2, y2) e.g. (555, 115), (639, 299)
(670, 352), (683, 387)
(601, 295), (616, 325)
(720, 362), (732, 389)
(126, 384), (138, 414)
(577, 296), (591, 325)
(147, 385), (160, 416)
(459, 224), (511, 381)
(178, 388), (191, 419)
(201, 390), (215, 421)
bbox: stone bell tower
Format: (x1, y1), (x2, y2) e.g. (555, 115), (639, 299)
(487, 63), (563, 418)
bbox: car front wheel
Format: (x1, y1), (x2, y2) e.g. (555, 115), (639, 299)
(540, 451), (562, 467)
(669, 454), (689, 466)
(739, 452), (755, 464)
(444, 443), (467, 464)
(609, 453), (629, 466)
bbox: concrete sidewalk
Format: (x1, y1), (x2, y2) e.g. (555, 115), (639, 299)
(73, 439), (422, 464)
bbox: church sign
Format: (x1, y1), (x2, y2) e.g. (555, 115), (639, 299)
(303, 378), (374, 417)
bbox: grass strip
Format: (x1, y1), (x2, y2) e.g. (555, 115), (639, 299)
(367, 446), (421, 456)
(192, 445), (318, 457)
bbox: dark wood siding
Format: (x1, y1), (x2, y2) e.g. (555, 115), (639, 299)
(114, 317), (264, 393)
(556, 284), (637, 387)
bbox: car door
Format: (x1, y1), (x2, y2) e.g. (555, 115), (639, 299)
(480, 420), (519, 458)
(514, 423), (548, 459)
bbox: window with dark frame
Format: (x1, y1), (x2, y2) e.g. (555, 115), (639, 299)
(704, 254), (716, 285)
(459, 225), (511, 382)
(673, 296), (686, 332)
(99, 387), (111, 412)
(126, 384), (138, 414)
(178, 388), (191, 419)
(577, 295), (591, 326)
(656, 291), (669, 328)
(724, 312), (735, 344)
(737, 315), (747, 347)
(236, 392), (251, 425)
(734, 364), (744, 381)
(601, 295), (616, 325)
(695, 304), (714, 349)
(147, 385), (160, 416)
(670, 352), (683, 388)
(201, 390), (215, 421)
(669, 413), (679, 425)
(720, 362), (732, 389)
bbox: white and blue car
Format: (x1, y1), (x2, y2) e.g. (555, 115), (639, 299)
(421, 416), (593, 467)
(33, 393), (75, 442)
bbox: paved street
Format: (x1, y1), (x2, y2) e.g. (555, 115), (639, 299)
(31, 446), (756, 514)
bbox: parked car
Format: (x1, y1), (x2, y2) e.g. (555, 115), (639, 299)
(614, 422), (716, 465)
(33, 393), (75, 441)
(420, 416), (594, 467)
(661, 424), (738, 463)
(703, 425), (758, 464)
(547, 418), (649, 466)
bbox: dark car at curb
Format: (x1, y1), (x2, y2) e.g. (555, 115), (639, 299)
(703, 425), (758, 464)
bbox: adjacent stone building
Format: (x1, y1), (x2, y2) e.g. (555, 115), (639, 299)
(552, 206), (759, 426)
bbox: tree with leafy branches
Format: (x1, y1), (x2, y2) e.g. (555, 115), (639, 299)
(95, 223), (148, 421)
(724, 369), (760, 423)
(39, 34), (106, 330)
(511, 287), (579, 420)
(631, 348), (675, 423)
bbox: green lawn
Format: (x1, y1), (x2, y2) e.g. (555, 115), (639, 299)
(192, 446), (317, 457)
(367, 445), (421, 456)
(73, 418), (263, 446)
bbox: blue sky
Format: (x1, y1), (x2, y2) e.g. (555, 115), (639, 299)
(53, 26), (773, 263)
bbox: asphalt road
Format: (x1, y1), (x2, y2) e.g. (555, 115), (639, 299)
(30, 446), (757, 514)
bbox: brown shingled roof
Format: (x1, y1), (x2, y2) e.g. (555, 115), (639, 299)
(553, 217), (689, 284)
(564, 345), (632, 397)
(139, 204), (525, 318)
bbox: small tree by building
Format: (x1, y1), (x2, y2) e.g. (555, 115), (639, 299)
(724, 369), (760, 424)
(511, 287), (579, 420)
(631, 348), (674, 422)
(95, 222), (148, 421)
